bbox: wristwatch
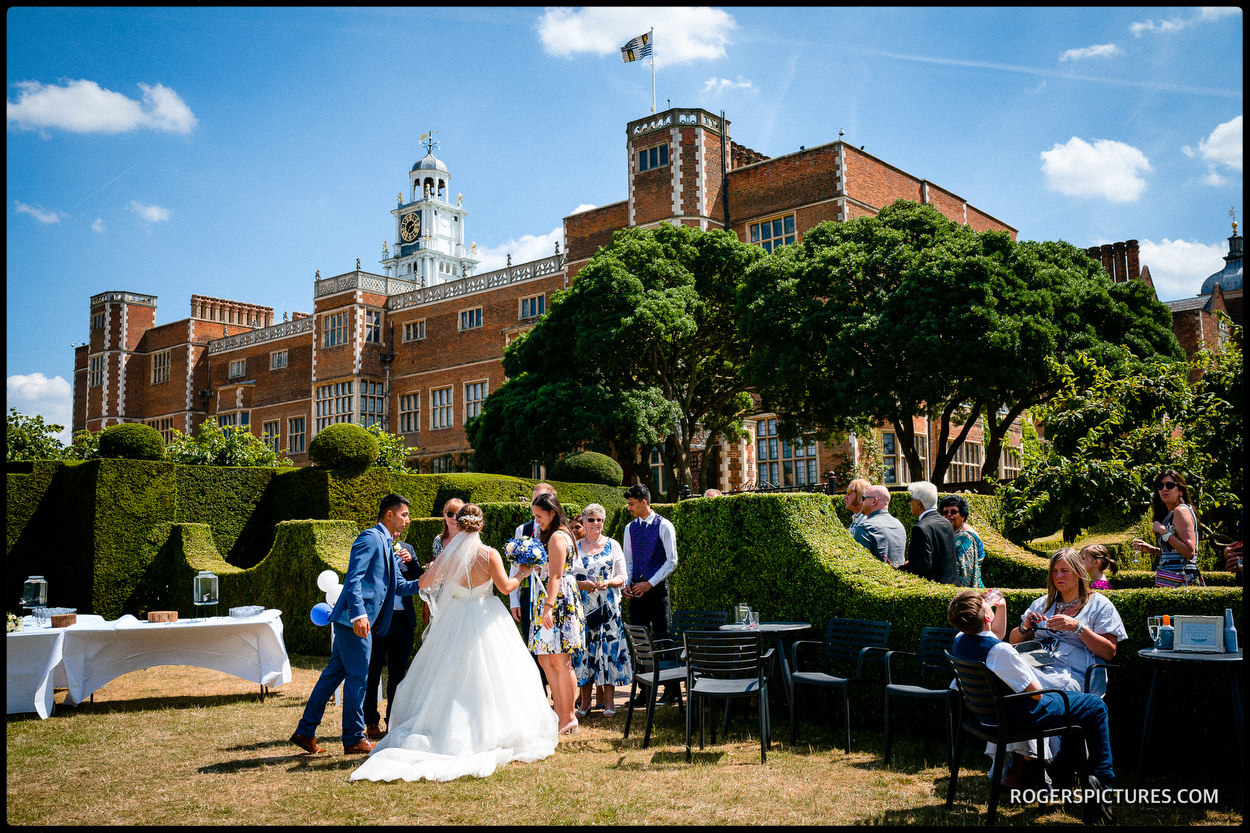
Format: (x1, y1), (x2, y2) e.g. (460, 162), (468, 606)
(1074, 622), (1086, 636)
(1161, 531), (1173, 544)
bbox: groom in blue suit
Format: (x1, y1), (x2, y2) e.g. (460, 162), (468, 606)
(291, 494), (423, 754)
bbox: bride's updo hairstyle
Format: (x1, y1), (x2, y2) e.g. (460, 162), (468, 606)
(455, 503), (486, 533)
(532, 491), (573, 548)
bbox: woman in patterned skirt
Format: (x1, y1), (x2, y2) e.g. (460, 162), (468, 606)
(571, 503), (631, 718)
(529, 491), (585, 735)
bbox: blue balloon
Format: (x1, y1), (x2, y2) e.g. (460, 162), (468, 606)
(310, 602), (333, 627)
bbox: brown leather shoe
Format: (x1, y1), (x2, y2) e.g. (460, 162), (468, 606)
(289, 732), (324, 754)
(343, 737), (374, 754)
(366, 723), (385, 739)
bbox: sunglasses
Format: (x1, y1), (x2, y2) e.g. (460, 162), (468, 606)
(582, 518), (604, 523)
(940, 509), (961, 517)
(1157, 482), (1179, 491)
(444, 511), (457, 517)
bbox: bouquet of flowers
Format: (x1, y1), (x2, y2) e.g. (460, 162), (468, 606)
(504, 536), (548, 568)
(7, 611), (22, 633)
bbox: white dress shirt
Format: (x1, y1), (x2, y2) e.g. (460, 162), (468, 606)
(622, 510), (679, 586)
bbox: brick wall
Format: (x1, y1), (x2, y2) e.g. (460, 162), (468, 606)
(564, 202), (628, 277)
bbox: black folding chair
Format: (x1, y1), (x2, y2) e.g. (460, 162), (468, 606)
(789, 617), (890, 751)
(623, 624), (687, 749)
(684, 630), (774, 763)
(883, 626), (959, 767)
(945, 650), (1086, 826)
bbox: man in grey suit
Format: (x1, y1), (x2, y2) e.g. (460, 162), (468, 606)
(850, 484), (906, 566)
(900, 481), (958, 585)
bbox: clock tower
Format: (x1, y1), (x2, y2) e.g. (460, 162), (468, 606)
(381, 132), (478, 286)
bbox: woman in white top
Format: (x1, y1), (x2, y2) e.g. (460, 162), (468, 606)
(1009, 548), (1126, 697)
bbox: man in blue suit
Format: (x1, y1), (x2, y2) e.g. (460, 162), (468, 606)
(290, 494), (422, 754)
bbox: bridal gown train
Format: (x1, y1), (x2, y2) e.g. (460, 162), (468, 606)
(350, 578), (558, 782)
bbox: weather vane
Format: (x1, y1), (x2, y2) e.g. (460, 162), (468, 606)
(1230, 206), (1238, 235)
(420, 130), (439, 155)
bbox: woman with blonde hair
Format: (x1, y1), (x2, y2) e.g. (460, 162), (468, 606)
(1008, 548), (1125, 696)
(844, 477), (872, 538)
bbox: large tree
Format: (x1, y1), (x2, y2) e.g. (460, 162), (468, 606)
(737, 200), (1183, 486)
(468, 223), (764, 498)
(999, 322), (1242, 542)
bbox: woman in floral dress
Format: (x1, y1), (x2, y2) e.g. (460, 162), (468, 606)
(571, 503), (631, 718)
(528, 491), (585, 735)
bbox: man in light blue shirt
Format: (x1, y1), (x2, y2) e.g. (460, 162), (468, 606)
(851, 485), (906, 566)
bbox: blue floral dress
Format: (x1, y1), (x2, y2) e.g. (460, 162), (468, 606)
(570, 539), (632, 687)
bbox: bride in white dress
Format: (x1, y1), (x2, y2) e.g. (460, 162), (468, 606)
(351, 503), (558, 782)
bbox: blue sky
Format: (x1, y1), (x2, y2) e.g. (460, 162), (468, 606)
(7, 7), (1243, 443)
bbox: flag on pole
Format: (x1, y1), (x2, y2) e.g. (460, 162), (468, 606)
(620, 31), (652, 63)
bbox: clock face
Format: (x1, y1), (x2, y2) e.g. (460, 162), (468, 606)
(400, 212), (421, 242)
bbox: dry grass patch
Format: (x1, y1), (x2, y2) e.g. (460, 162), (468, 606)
(6, 657), (1242, 826)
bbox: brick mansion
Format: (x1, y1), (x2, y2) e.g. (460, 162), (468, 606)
(75, 105), (1233, 494)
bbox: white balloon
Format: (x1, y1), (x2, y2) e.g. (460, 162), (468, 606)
(325, 584), (342, 605)
(316, 569), (339, 592)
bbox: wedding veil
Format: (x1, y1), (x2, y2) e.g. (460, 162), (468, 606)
(420, 527), (483, 638)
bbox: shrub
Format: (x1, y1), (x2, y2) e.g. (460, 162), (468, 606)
(308, 423), (378, 471)
(165, 420), (291, 467)
(366, 424), (415, 473)
(550, 451), (624, 487)
(6, 408), (67, 462)
(98, 423), (165, 461)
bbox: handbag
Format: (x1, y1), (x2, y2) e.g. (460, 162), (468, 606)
(583, 603), (611, 630)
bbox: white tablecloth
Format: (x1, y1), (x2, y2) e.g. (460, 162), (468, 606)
(6, 615), (106, 718)
(6, 610), (291, 717)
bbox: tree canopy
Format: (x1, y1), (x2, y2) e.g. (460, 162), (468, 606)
(468, 223), (764, 497)
(998, 321), (1242, 542)
(6, 408), (66, 462)
(736, 200), (1183, 486)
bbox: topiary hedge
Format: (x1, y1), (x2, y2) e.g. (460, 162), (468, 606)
(308, 422), (378, 470)
(97, 422), (165, 460)
(549, 451), (624, 487)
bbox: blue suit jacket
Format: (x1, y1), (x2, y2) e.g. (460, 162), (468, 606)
(328, 523), (422, 637)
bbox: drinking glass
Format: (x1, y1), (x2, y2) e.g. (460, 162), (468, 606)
(1146, 616), (1163, 646)
(748, 611), (759, 630)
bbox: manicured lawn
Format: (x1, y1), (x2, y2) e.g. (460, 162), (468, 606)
(5, 656), (1242, 826)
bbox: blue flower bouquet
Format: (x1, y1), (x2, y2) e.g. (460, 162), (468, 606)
(504, 536), (548, 568)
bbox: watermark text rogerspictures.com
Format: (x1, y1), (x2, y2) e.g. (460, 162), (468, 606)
(1010, 787), (1221, 806)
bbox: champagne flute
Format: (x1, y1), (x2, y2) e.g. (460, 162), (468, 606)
(1146, 616), (1162, 645)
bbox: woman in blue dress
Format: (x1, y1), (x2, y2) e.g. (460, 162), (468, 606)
(570, 503), (631, 718)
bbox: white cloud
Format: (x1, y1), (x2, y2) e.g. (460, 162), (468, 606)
(568, 203), (598, 215)
(1137, 238), (1228, 301)
(91, 218), (106, 233)
(128, 200), (171, 222)
(1040, 137), (1151, 202)
(6, 79), (197, 134)
(703, 76), (756, 95)
(1059, 43), (1121, 62)
(1196, 114), (1242, 172)
(7, 373), (74, 446)
(1201, 168), (1229, 186)
(474, 226), (565, 273)
(1131, 7), (1241, 36)
(536, 7), (736, 66)
(13, 201), (61, 223)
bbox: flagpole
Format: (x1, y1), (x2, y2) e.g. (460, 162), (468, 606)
(650, 27), (655, 113)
